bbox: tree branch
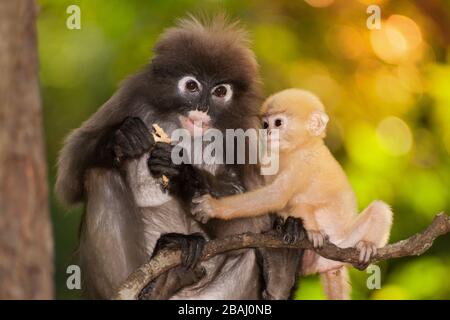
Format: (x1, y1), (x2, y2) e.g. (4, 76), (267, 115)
(113, 213), (449, 300)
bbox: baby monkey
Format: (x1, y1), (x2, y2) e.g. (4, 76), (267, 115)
(191, 88), (393, 299)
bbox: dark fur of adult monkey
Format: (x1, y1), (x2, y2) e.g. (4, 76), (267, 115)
(56, 16), (302, 299)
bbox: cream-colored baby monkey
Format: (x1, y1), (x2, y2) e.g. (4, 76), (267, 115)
(191, 88), (393, 300)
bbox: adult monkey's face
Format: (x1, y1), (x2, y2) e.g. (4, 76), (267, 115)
(148, 16), (262, 135)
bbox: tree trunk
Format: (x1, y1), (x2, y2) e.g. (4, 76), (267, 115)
(0, 0), (54, 299)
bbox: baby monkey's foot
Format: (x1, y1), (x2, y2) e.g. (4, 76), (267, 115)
(355, 240), (377, 266)
(306, 229), (328, 249)
(191, 194), (216, 224)
(275, 217), (305, 244)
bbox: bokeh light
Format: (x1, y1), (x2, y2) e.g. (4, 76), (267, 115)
(370, 15), (423, 64)
(376, 116), (413, 156)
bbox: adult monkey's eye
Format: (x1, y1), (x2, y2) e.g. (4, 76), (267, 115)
(178, 76), (201, 94)
(211, 84), (233, 102)
(186, 80), (199, 92)
(213, 85), (227, 97)
(275, 119), (283, 127)
(263, 120), (269, 129)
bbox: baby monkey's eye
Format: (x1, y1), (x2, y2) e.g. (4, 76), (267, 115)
(275, 119), (283, 127)
(263, 121), (269, 129)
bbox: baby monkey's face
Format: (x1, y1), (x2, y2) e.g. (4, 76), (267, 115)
(261, 112), (296, 151)
(261, 89), (329, 152)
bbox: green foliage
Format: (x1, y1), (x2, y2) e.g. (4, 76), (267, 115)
(37, 0), (450, 299)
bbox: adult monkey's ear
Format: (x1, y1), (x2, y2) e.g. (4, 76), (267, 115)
(307, 110), (329, 137)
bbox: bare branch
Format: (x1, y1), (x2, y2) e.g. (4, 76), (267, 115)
(113, 213), (449, 300)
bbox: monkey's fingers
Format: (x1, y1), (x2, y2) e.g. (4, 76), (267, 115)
(191, 204), (210, 224)
(150, 149), (172, 162)
(306, 230), (316, 247)
(152, 233), (185, 259)
(149, 165), (179, 178)
(273, 216), (285, 234)
(364, 247), (373, 264)
(356, 241), (366, 263)
(151, 142), (173, 155)
(312, 234), (319, 248)
(192, 194), (211, 204)
(371, 245), (377, 258)
(184, 234), (206, 269)
(148, 155), (177, 170)
(282, 219), (294, 244)
(282, 217), (304, 244)
(149, 155), (173, 171)
(130, 118), (154, 150)
(148, 157), (173, 167)
(112, 117), (154, 164)
(318, 232), (325, 248)
(192, 194), (212, 206)
(121, 117), (153, 154)
(112, 144), (125, 165)
(153, 233), (205, 270)
(192, 199), (204, 205)
(356, 241), (377, 264)
(201, 215), (209, 224)
(114, 130), (134, 157)
(148, 143), (181, 181)
(148, 144), (173, 169)
(307, 230), (325, 249)
(199, 211), (210, 224)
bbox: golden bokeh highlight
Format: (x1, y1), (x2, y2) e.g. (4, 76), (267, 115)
(376, 116), (413, 156)
(374, 69), (411, 105)
(395, 65), (423, 95)
(370, 15), (423, 64)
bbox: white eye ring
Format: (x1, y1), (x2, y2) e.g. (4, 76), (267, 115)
(211, 84), (233, 102)
(178, 76), (201, 94)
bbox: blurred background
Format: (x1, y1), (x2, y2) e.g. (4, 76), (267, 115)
(37, 0), (450, 299)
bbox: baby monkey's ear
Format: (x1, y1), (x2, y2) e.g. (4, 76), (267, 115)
(307, 110), (329, 137)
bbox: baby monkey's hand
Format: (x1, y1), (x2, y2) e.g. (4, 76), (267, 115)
(306, 229), (328, 249)
(191, 194), (219, 224)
